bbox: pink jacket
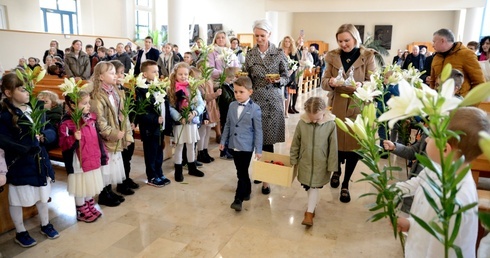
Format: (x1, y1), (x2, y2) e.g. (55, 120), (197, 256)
(208, 47), (240, 80)
(59, 112), (108, 173)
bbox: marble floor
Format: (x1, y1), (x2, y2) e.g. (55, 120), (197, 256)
(0, 88), (411, 257)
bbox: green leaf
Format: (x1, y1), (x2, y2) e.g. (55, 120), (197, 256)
(411, 213), (442, 242)
(479, 212), (490, 229)
(367, 212), (387, 222)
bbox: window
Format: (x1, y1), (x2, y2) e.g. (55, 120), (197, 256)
(40, 0), (78, 34)
(0, 5), (7, 30)
(135, 0), (152, 40)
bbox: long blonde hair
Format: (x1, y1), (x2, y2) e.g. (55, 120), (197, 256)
(90, 61), (115, 101)
(336, 24), (362, 47)
(168, 62), (191, 107)
(212, 30), (230, 48)
(281, 36), (297, 56)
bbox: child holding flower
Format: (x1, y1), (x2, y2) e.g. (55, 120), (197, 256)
(395, 107), (488, 258)
(90, 61), (133, 207)
(168, 62), (206, 182)
(0, 73), (59, 247)
(136, 60), (172, 187)
(59, 89), (106, 223)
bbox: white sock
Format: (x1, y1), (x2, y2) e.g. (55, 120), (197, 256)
(307, 188), (319, 213)
(9, 205), (26, 233)
(75, 197), (85, 206)
(35, 201), (49, 226)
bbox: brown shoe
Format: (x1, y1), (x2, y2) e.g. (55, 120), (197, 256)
(302, 212), (314, 226)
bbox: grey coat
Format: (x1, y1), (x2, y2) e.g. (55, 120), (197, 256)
(290, 113), (338, 187)
(64, 51), (91, 80)
(393, 133), (427, 177)
(243, 42), (288, 145)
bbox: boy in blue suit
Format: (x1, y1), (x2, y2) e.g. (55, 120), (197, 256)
(219, 76), (263, 211)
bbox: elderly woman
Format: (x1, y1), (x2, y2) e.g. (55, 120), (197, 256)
(207, 30), (240, 81)
(321, 24), (376, 203)
(243, 19), (289, 195)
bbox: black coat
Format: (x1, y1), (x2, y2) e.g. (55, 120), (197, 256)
(134, 48), (160, 75)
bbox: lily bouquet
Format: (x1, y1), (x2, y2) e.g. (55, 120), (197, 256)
(192, 41), (214, 81)
(59, 77), (89, 165)
(15, 65), (48, 140)
(217, 47), (238, 86)
(287, 56), (299, 72)
(336, 63), (490, 257)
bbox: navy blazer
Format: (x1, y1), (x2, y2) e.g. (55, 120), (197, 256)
(220, 100), (263, 153)
(134, 47), (160, 75)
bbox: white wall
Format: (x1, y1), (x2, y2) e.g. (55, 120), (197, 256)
(291, 11), (456, 64)
(0, 0), (42, 31)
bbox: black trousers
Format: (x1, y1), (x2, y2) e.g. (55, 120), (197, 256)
(338, 151), (361, 189)
(121, 141), (135, 179)
(142, 135), (164, 180)
(231, 150), (253, 201)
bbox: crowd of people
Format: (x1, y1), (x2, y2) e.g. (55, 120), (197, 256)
(0, 21), (490, 257)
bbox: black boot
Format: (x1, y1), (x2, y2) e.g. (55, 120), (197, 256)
(197, 150), (211, 163)
(98, 187), (121, 207)
(106, 185), (125, 203)
(174, 164), (184, 182)
(203, 149), (214, 162)
(116, 183), (135, 195)
(188, 161), (205, 177)
(291, 93), (299, 113)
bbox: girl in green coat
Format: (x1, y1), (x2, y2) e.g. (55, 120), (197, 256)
(290, 97), (338, 226)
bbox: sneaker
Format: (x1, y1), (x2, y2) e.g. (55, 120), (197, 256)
(160, 176), (171, 186)
(15, 231), (37, 247)
(195, 161), (203, 167)
(147, 177), (165, 188)
(40, 223), (59, 239)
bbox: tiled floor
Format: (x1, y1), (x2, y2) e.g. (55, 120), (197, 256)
(0, 88), (409, 257)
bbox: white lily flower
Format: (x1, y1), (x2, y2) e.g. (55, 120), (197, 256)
(353, 82), (382, 102)
(135, 74), (148, 89)
(378, 79), (424, 128)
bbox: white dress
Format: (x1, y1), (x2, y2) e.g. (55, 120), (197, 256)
(173, 123), (200, 144)
(9, 180), (51, 207)
(100, 151), (125, 185)
(67, 153), (104, 197)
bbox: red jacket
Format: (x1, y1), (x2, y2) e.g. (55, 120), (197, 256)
(59, 112), (108, 173)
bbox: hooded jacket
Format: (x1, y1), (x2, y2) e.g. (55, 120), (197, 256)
(290, 112), (338, 187)
(430, 42), (485, 96)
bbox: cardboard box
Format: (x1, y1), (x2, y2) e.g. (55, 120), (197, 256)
(252, 151), (296, 187)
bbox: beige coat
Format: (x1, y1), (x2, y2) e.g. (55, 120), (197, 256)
(90, 87), (133, 152)
(199, 80), (220, 123)
(290, 112), (338, 188)
(321, 47), (376, 151)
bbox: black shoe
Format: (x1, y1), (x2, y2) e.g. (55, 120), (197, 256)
(188, 162), (205, 177)
(203, 149), (215, 162)
(243, 194), (251, 201)
(288, 108), (295, 114)
(330, 172), (341, 188)
(340, 188), (351, 203)
(220, 150), (233, 160)
(195, 160), (204, 167)
(116, 184), (135, 195)
(174, 164), (184, 182)
(230, 199), (242, 211)
(98, 190), (121, 207)
(253, 180), (262, 184)
(108, 187), (125, 203)
(292, 108), (300, 114)
(124, 178), (139, 189)
(261, 186), (271, 195)
(197, 150), (212, 163)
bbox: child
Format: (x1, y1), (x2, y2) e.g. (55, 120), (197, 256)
(220, 76), (262, 211)
(168, 62), (206, 182)
(37, 90), (63, 130)
(136, 60), (172, 187)
(217, 66), (239, 159)
(59, 90), (106, 223)
(190, 67), (221, 163)
(0, 73), (59, 247)
(27, 57), (41, 70)
(395, 107), (489, 258)
(290, 97), (338, 225)
(110, 60), (140, 193)
(157, 43), (181, 78)
(90, 61), (133, 206)
(92, 46), (108, 75)
(183, 51), (196, 66)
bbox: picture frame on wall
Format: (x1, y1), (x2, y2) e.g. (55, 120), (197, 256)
(354, 25), (364, 43)
(207, 24), (223, 45)
(374, 25), (393, 50)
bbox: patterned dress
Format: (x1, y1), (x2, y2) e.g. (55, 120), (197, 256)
(243, 42), (289, 145)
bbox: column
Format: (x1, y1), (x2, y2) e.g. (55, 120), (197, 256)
(462, 7), (484, 44)
(266, 11), (279, 46)
(168, 0), (190, 52)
